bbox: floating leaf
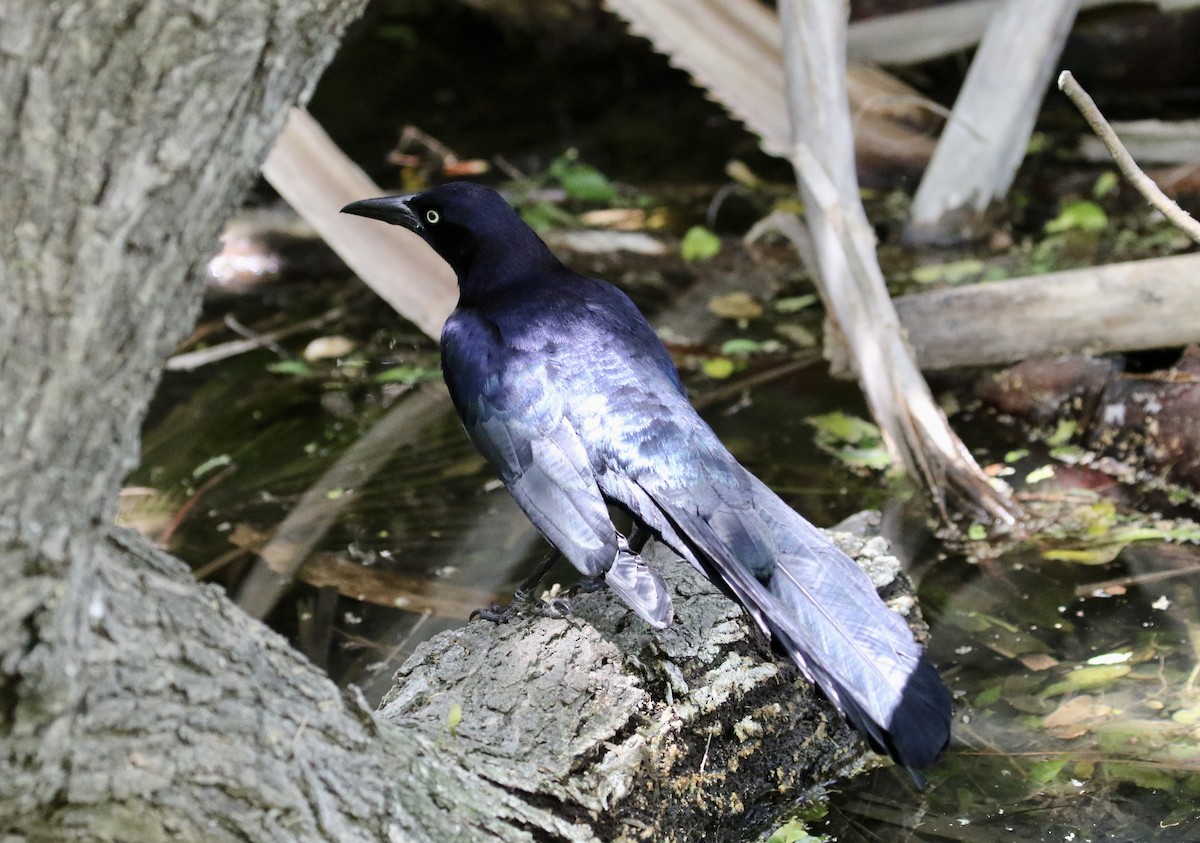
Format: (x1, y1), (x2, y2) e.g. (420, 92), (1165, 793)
(682, 226), (722, 261)
(548, 151), (616, 203)
(775, 294), (818, 313)
(1044, 695), (1108, 730)
(837, 446), (892, 470)
(520, 200), (577, 231)
(911, 258), (986, 285)
(766, 819), (828, 843)
(1029, 756), (1069, 785)
(192, 454), (231, 479)
(1019, 653), (1060, 672)
(1043, 545), (1128, 565)
(701, 357), (736, 379)
(374, 365), (441, 385)
(1092, 171), (1119, 199)
(1045, 200), (1108, 234)
(1086, 651), (1132, 666)
(707, 291), (761, 321)
(1046, 418), (1077, 446)
(1025, 465), (1056, 485)
(720, 338), (783, 356)
(807, 412), (879, 445)
(775, 323), (817, 347)
(1102, 761), (1177, 791)
(967, 523), (988, 541)
(303, 335), (355, 361)
(1043, 664), (1131, 697)
(267, 359), (311, 376)
(1171, 706), (1200, 725)
(974, 685), (1003, 707)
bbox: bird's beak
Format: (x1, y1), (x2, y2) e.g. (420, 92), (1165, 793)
(340, 195), (421, 232)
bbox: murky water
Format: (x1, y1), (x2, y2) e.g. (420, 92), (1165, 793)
(130, 300), (1200, 841)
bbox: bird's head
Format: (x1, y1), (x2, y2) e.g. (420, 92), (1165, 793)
(341, 182), (555, 293)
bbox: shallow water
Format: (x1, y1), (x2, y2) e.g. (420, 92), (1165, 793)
(131, 289), (1200, 842)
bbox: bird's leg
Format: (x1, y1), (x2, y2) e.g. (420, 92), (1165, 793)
(469, 549), (570, 624)
(569, 523), (653, 596)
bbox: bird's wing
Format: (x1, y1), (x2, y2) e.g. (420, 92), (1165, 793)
(562, 315), (949, 778)
(441, 309), (672, 626)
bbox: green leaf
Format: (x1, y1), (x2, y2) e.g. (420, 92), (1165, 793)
(520, 200), (577, 232)
(837, 446), (892, 470)
(548, 152), (616, 203)
(974, 684), (1003, 707)
(766, 819), (828, 843)
(1025, 465), (1056, 485)
(446, 702), (463, 736)
(267, 359), (311, 376)
(374, 365), (442, 385)
(806, 412), (880, 446)
(701, 357), (736, 379)
(720, 338), (764, 356)
(1043, 664), (1131, 696)
(681, 226), (721, 261)
(911, 258), (986, 285)
(1046, 418), (1077, 446)
(1092, 171), (1119, 199)
(1045, 200), (1108, 234)
(967, 523), (988, 541)
(774, 294), (818, 313)
(1029, 756), (1069, 786)
(1102, 761), (1177, 791)
(192, 454), (231, 479)
(719, 338), (784, 356)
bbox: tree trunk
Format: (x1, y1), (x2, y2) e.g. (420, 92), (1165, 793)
(0, 3), (927, 839)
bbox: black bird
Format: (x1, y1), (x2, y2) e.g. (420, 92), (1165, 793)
(342, 182), (952, 783)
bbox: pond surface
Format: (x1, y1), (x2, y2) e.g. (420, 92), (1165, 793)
(129, 263), (1200, 841)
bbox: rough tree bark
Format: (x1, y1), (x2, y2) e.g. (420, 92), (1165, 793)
(0, 2), (935, 841)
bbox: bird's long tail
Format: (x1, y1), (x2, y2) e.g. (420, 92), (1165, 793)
(652, 473), (951, 784)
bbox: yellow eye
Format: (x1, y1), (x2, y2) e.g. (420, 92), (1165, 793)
(425, 209), (440, 224)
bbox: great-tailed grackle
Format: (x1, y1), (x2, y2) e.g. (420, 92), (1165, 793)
(342, 182), (952, 783)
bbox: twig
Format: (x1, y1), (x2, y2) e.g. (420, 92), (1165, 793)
(1074, 563), (1200, 599)
(166, 307), (344, 371)
(1058, 70), (1200, 245)
(156, 463), (238, 547)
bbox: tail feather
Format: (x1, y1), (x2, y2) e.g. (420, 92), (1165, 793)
(641, 472), (951, 782)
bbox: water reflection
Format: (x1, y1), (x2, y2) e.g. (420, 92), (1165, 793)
(130, 315), (1200, 842)
(816, 539), (1200, 842)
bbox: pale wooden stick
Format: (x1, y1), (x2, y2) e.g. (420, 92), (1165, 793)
(908, 0), (1080, 240)
(777, 0), (1020, 526)
(262, 108), (457, 339)
(1059, 71), (1200, 245)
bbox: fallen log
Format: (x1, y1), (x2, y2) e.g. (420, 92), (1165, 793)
(881, 252), (1200, 372)
(377, 532), (926, 842)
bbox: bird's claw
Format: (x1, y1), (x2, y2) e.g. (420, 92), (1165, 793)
(566, 575), (607, 597)
(469, 591), (572, 624)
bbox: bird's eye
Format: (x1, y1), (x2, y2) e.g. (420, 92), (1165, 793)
(425, 209), (440, 225)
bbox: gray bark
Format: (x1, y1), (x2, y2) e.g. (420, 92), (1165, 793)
(0, 2), (929, 840)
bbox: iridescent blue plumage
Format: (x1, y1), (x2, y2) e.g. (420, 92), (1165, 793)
(342, 182), (952, 783)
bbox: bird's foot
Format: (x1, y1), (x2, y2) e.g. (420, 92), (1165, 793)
(469, 584), (571, 624)
(566, 575), (607, 597)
